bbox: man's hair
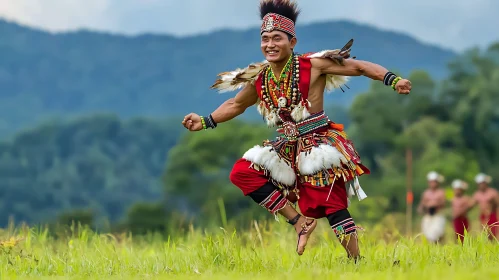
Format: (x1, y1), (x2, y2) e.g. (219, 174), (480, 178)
(259, 0), (300, 25)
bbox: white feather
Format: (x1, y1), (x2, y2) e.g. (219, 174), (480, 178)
(297, 144), (347, 175)
(242, 146), (296, 186)
(212, 61), (267, 93)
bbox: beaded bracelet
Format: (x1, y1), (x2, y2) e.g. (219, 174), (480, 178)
(200, 116), (207, 130)
(391, 76), (402, 90)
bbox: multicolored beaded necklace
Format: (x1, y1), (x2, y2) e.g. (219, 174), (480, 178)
(260, 53), (301, 111)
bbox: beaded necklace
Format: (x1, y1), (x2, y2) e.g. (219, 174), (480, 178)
(260, 53), (301, 111)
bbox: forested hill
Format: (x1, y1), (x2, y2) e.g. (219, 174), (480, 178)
(0, 19), (456, 137)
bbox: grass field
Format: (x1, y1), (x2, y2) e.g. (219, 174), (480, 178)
(0, 218), (498, 279)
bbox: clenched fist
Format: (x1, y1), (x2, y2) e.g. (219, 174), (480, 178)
(395, 79), (411, 95)
(182, 113), (203, 131)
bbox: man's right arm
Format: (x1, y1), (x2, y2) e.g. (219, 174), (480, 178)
(182, 84), (258, 131)
(211, 84), (259, 124)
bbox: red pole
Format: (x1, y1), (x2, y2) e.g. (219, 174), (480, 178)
(406, 148), (413, 237)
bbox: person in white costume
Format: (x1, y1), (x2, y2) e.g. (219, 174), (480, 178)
(418, 171), (447, 243)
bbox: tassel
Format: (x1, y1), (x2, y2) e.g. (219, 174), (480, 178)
(354, 177), (367, 201)
(348, 183), (356, 197)
(326, 176), (337, 201)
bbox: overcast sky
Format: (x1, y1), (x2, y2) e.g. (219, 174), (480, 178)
(0, 0), (498, 52)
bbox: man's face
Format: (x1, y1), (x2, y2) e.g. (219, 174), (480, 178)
(260, 30), (296, 63)
(478, 182), (488, 191)
(454, 188), (464, 197)
(428, 180), (439, 189)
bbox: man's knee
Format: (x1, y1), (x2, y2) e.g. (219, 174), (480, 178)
(327, 209), (358, 238)
(229, 159), (257, 185)
(229, 158), (270, 196)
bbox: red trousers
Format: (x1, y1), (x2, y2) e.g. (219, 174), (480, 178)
(480, 212), (498, 240)
(453, 216), (469, 242)
(229, 158), (348, 219)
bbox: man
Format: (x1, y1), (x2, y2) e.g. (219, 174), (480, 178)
(470, 173), (499, 240)
(182, 0), (411, 259)
(417, 171), (446, 243)
(451, 179), (471, 243)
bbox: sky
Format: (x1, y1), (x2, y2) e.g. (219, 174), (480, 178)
(0, 0), (498, 52)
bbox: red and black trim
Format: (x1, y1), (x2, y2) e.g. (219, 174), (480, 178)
(260, 189), (289, 214)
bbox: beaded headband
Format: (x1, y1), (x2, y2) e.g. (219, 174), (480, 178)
(260, 13), (296, 37)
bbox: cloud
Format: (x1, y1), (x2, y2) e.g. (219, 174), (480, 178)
(0, 0), (112, 31)
(0, 0), (498, 51)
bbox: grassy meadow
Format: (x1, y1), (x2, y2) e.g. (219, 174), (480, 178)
(0, 215), (498, 280)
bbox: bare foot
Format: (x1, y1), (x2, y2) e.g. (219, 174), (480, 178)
(294, 217), (317, 255)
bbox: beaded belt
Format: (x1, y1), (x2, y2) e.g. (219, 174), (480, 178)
(276, 111), (329, 139)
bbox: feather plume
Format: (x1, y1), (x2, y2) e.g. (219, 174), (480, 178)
(210, 61), (268, 93)
(259, 0), (300, 23)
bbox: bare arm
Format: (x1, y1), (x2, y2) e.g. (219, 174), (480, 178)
(312, 58), (388, 81)
(182, 83), (258, 131)
(211, 84), (258, 124)
(311, 57), (411, 94)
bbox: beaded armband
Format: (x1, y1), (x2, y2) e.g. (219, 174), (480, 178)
(391, 77), (402, 90)
(200, 117), (207, 130)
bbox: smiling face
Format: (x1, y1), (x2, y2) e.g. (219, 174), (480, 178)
(260, 30), (297, 63)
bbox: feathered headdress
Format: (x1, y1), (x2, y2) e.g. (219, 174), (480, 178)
(259, 0), (300, 37)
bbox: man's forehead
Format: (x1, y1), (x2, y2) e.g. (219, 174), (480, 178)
(261, 31), (287, 37)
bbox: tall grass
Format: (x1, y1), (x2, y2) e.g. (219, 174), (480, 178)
(0, 218), (497, 279)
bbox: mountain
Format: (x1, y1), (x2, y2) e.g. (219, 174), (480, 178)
(0, 19), (456, 137)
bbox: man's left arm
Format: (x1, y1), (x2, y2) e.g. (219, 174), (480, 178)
(311, 58), (412, 94)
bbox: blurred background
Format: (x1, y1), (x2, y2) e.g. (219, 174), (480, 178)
(0, 0), (498, 238)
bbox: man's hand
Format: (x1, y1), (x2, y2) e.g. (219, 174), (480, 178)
(395, 79), (412, 95)
(182, 113), (203, 131)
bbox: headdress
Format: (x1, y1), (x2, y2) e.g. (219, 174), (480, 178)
(427, 171), (445, 183)
(452, 179), (468, 190)
(259, 0), (300, 38)
(474, 173), (492, 184)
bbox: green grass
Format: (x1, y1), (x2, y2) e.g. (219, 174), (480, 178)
(0, 219), (498, 279)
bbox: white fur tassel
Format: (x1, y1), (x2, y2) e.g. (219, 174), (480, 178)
(242, 146), (296, 186)
(325, 75), (349, 92)
(297, 144), (348, 175)
(291, 102), (311, 122)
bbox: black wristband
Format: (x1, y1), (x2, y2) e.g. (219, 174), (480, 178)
(208, 114), (217, 128)
(383, 71), (397, 86)
(203, 115), (217, 129)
